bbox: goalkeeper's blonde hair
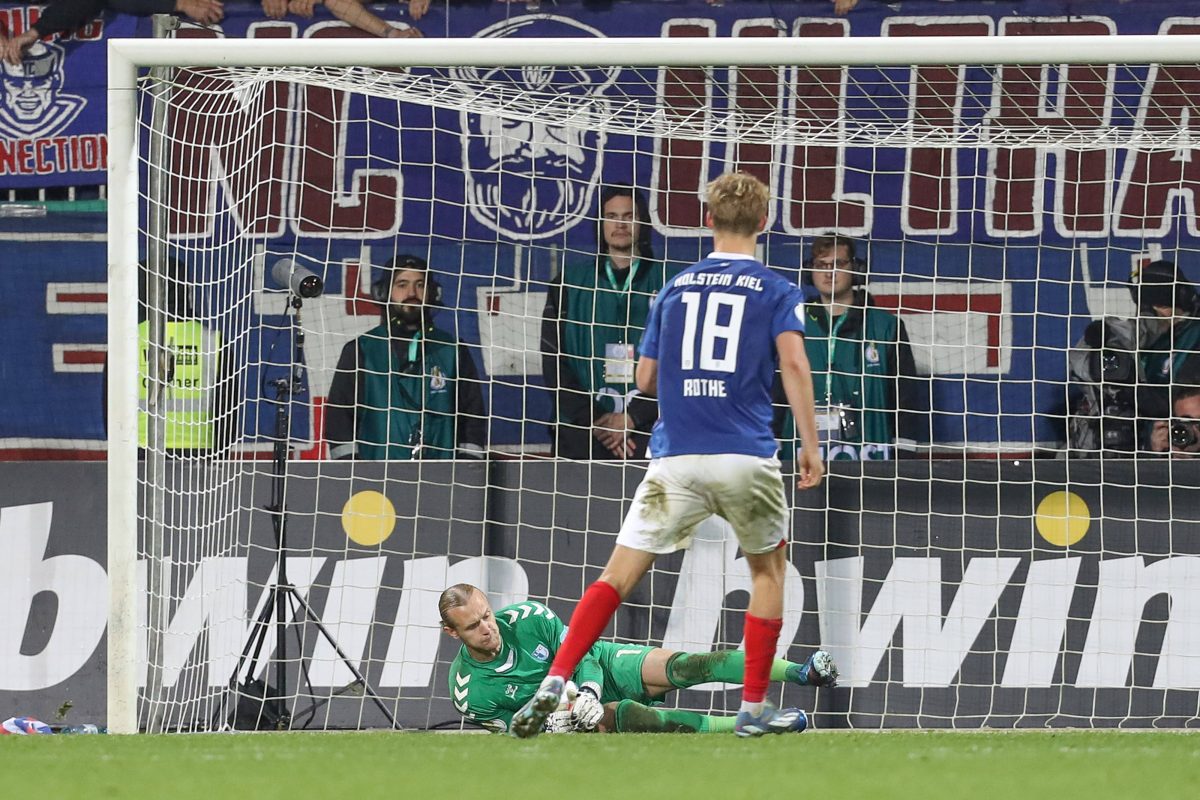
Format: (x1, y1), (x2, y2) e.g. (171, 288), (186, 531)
(438, 583), (481, 627)
(706, 172), (769, 236)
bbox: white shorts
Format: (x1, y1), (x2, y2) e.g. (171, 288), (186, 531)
(616, 454), (789, 555)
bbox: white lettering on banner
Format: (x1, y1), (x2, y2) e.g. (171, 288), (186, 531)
(0, 502), (107, 691)
(1076, 557), (1200, 689)
(7, 501), (1200, 694)
(308, 557), (387, 687)
(1000, 557), (1080, 687)
(135, 556), (327, 689)
(660, 517), (804, 691)
(815, 556), (1019, 687)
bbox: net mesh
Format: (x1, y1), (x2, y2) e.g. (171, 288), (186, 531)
(122, 47), (1200, 731)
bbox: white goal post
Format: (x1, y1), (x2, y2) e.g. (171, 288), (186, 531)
(108, 34), (1200, 734)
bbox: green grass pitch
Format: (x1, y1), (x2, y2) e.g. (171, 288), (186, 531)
(3, 730), (1197, 797)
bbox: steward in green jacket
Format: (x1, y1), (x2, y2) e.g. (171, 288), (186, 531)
(776, 235), (924, 461)
(541, 185), (676, 459)
(326, 254), (485, 460)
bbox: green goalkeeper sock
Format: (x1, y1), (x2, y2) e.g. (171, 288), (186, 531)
(666, 651), (803, 688)
(614, 700), (734, 733)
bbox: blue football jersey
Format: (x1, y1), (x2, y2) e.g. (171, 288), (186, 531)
(640, 252), (807, 458)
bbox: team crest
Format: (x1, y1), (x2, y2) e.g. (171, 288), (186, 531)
(531, 643), (550, 662)
(865, 343), (881, 365)
(0, 42), (85, 140)
(452, 16), (618, 241)
(504, 684), (519, 699)
(430, 366), (447, 391)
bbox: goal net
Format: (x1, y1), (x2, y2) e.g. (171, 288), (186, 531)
(108, 31), (1200, 733)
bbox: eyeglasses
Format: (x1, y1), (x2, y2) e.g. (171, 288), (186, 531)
(811, 258), (853, 270)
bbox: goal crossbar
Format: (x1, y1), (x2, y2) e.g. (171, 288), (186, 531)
(108, 34), (1200, 70)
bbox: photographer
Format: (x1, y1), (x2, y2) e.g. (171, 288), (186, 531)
(1150, 384), (1200, 456)
(1067, 316), (1146, 455)
(1134, 260), (1200, 423)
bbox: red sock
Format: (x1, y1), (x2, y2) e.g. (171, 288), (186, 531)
(742, 613), (783, 704)
(548, 581), (622, 680)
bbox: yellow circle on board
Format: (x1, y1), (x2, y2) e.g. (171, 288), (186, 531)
(1034, 490), (1091, 547)
(341, 490), (396, 546)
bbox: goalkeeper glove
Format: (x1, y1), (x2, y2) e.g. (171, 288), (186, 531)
(572, 686), (604, 732)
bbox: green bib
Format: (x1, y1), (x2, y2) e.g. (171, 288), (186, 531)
(355, 323), (459, 459)
(559, 257), (674, 415)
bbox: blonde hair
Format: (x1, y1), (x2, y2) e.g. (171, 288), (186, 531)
(705, 172), (769, 236)
(438, 583), (481, 627)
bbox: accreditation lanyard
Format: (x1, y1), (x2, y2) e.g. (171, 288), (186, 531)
(604, 258), (641, 293)
(824, 310), (851, 407)
(407, 329), (422, 364)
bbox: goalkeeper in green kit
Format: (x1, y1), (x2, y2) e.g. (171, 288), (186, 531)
(440, 583), (837, 734)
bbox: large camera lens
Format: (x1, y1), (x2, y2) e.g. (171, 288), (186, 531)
(1170, 420), (1200, 449)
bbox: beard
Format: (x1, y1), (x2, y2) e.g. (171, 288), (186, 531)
(389, 303), (424, 330)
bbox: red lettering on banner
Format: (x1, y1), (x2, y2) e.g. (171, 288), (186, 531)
(292, 24), (401, 236)
(728, 20), (783, 224)
(1114, 22), (1200, 236)
(67, 19), (103, 41)
(166, 24), (293, 238)
(986, 19), (1114, 237)
(651, 20), (716, 231)
(0, 140), (15, 174)
(0, 8), (29, 37)
(887, 18), (992, 235)
(79, 136), (100, 170)
(36, 139), (53, 174)
(342, 263), (382, 316)
(18, 140), (34, 173)
(782, 19), (868, 235)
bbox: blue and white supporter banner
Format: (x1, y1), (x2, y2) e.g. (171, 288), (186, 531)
(5, 0), (1200, 453)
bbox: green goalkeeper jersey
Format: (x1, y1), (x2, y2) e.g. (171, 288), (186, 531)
(448, 600), (606, 733)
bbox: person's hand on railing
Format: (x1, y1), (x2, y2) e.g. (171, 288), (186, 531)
(286, 0), (317, 17)
(177, 0), (225, 25)
(261, 0), (289, 19)
(387, 26), (423, 38)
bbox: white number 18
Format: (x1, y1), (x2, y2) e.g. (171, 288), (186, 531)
(679, 291), (745, 373)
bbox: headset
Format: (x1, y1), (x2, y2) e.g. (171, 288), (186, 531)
(801, 234), (867, 287)
(370, 254), (443, 306)
(1131, 259), (1199, 316)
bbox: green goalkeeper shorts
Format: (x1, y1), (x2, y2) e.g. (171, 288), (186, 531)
(594, 642), (657, 705)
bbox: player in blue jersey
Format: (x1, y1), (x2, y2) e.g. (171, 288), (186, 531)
(512, 172), (825, 739)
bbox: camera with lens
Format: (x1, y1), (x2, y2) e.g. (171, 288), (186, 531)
(1170, 418), (1200, 450)
(1099, 350), (1135, 382)
(1100, 417), (1137, 451)
(837, 406), (861, 442)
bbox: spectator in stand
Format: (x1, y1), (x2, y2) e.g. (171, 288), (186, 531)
(326, 254), (485, 460)
(775, 233), (924, 461)
(2, 0), (223, 66)
(541, 185), (676, 459)
(261, 0), (425, 38)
